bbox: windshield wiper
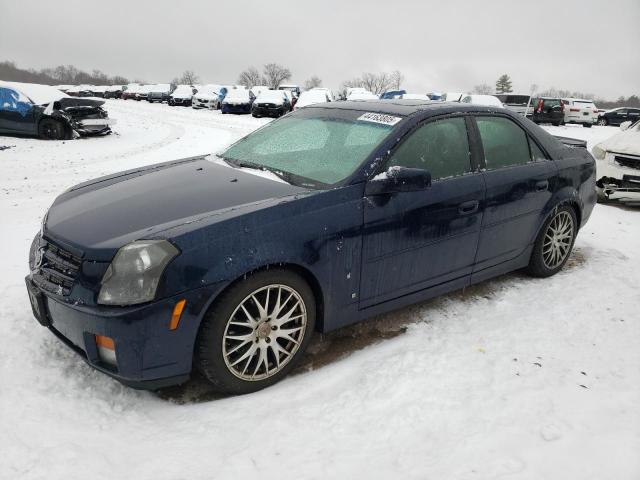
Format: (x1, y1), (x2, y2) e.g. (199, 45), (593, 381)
(218, 156), (296, 185)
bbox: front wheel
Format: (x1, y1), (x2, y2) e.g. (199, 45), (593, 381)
(526, 206), (577, 278)
(195, 270), (316, 394)
(38, 118), (67, 140)
(597, 118), (608, 126)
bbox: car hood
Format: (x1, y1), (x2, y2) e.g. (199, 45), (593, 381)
(256, 99), (284, 106)
(44, 156), (309, 259)
(598, 130), (640, 157)
(195, 93), (218, 100)
(57, 97), (105, 108)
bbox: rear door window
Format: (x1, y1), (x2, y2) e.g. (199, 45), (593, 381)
(476, 116), (531, 169)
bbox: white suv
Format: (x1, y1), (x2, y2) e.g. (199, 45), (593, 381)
(562, 98), (599, 128)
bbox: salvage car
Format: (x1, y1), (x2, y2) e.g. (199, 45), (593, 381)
(169, 85), (197, 106)
(221, 88), (254, 114)
(0, 81), (114, 139)
(460, 94), (504, 108)
(192, 84), (226, 109)
(103, 85), (124, 99)
(527, 97), (565, 126)
(251, 89), (291, 117)
(147, 84), (173, 103)
(121, 84), (140, 100)
(135, 84), (153, 101)
(494, 94), (530, 115)
(592, 119), (640, 201)
(294, 89), (331, 109)
(25, 100), (596, 394)
(561, 98), (598, 128)
(597, 107), (640, 126)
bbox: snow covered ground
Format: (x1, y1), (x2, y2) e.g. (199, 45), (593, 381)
(1, 102), (638, 479)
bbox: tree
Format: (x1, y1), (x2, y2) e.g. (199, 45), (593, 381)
(237, 66), (265, 88)
(179, 70), (199, 85)
(360, 72), (394, 95)
(263, 63), (291, 89)
(473, 83), (493, 94)
(390, 70), (404, 90)
(495, 74), (513, 94)
(304, 76), (322, 90)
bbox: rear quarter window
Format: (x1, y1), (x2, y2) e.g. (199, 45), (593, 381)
(476, 116), (531, 169)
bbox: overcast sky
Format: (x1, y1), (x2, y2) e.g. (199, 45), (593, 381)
(1, 0), (638, 98)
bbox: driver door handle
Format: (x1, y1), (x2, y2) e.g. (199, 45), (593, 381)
(458, 200), (479, 215)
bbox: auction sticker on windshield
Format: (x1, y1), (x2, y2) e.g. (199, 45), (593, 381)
(357, 112), (402, 126)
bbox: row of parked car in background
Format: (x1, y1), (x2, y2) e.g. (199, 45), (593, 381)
(2, 79), (639, 203)
(52, 82), (640, 129)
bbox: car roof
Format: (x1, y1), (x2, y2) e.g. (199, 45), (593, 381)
(307, 99), (506, 117)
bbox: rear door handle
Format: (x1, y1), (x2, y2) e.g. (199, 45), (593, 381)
(458, 200), (479, 215)
(535, 180), (549, 192)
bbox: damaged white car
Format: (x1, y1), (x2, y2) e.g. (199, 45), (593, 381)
(593, 120), (640, 201)
(0, 81), (115, 140)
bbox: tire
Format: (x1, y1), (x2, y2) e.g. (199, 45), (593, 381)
(195, 269), (316, 395)
(526, 205), (577, 278)
(552, 121), (561, 126)
(38, 118), (67, 140)
(597, 117), (608, 126)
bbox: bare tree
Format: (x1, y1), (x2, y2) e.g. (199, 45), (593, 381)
(390, 70), (404, 90)
(342, 71), (397, 95)
(361, 72), (395, 95)
(237, 66), (265, 88)
(179, 70), (200, 85)
(304, 76), (322, 90)
(473, 83), (493, 94)
(263, 63), (292, 89)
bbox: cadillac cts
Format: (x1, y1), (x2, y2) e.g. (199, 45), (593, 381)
(25, 101), (596, 394)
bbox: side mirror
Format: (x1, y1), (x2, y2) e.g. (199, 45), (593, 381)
(366, 166), (432, 195)
(620, 121), (632, 131)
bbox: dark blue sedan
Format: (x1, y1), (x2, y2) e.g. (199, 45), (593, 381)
(25, 100), (596, 394)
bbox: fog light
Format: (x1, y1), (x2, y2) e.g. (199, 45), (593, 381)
(95, 335), (117, 366)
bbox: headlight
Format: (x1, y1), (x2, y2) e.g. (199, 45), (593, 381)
(98, 240), (179, 306)
(592, 145), (606, 161)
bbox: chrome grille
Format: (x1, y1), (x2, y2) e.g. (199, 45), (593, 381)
(614, 155), (640, 170)
(33, 239), (82, 296)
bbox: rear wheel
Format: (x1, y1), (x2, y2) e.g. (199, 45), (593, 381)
(38, 119), (66, 140)
(195, 269), (316, 394)
(526, 205), (577, 278)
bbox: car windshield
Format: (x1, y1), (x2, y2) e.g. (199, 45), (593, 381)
(219, 108), (399, 188)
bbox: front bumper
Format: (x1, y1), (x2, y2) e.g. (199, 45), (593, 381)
(25, 276), (219, 389)
(222, 103), (251, 114)
(596, 154), (640, 199)
(252, 104), (285, 116)
(78, 118), (116, 127)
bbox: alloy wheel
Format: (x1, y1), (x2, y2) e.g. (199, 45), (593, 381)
(222, 284), (307, 381)
(542, 211), (574, 269)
